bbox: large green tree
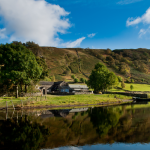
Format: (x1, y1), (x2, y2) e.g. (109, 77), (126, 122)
(0, 43), (43, 94)
(87, 63), (118, 93)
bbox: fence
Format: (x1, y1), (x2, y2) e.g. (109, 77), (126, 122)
(103, 92), (148, 98)
(0, 109), (47, 121)
(0, 95), (47, 110)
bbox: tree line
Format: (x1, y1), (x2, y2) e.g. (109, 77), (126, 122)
(0, 42), (48, 97)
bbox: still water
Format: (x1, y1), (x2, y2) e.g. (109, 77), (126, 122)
(1, 103), (150, 150)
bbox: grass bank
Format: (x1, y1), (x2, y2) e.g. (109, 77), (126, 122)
(0, 94), (132, 109)
(109, 83), (150, 92)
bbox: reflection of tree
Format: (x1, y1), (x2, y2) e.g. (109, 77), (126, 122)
(0, 117), (49, 150)
(89, 107), (120, 137)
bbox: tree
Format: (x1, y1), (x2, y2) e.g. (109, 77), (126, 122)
(87, 63), (118, 93)
(36, 57), (48, 79)
(0, 43), (43, 97)
(24, 41), (43, 57)
(118, 76), (122, 82)
(89, 107), (120, 137)
(130, 85), (134, 91)
(74, 78), (79, 83)
(131, 79), (134, 83)
(80, 78), (85, 83)
(71, 75), (75, 79)
(121, 80), (125, 89)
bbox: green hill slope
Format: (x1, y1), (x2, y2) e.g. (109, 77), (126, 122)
(36, 47), (150, 83)
(24, 42), (150, 83)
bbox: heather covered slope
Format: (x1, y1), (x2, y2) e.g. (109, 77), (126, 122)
(24, 41), (150, 83)
(40, 47), (100, 81)
(38, 46), (150, 83)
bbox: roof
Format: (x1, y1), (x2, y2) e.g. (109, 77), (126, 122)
(60, 86), (70, 89)
(69, 84), (88, 89)
(39, 81), (54, 85)
(39, 81), (64, 86)
(54, 81), (64, 85)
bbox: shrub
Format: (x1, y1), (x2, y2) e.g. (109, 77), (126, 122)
(121, 80), (125, 89)
(80, 78), (85, 83)
(71, 75), (75, 79)
(118, 76), (122, 82)
(74, 78), (79, 83)
(131, 79), (134, 83)
(126, 79), (130, 83)
(130, 85), (134, 91)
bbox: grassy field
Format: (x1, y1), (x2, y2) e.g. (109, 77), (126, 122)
(109, 83), (150, 92)
(0, 94), (132, 109)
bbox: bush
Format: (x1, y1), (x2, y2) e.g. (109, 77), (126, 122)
(85, 80), (87, 84)
(131, 79), (134, 83)
(118, 76), (122, 82)
(71, 75), (75, 79)
(74, 78), (79, 83)
(63, 69), (71, 75)
(121, 80), (125, 89)
(80, 78), (85, 83)
(130, 85), (134, 91)
(126, 79), (130, 83)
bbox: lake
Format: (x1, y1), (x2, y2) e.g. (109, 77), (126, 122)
(0, 102), (150, 150)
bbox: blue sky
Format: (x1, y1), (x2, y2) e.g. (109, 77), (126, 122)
(0, 0), (150, 49)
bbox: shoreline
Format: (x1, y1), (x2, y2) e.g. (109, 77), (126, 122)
(0, 99), (133, 110)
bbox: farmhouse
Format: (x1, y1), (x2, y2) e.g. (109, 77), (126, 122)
(39, 81), (92, 95)
(39, 81), (69, 93)
(69, 84), (89, 93)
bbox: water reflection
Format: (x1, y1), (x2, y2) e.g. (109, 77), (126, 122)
(1, 103), (150, 149)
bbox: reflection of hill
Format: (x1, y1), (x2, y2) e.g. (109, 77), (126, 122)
(1, 106), (150, 149)
(42, 106), (150, 148)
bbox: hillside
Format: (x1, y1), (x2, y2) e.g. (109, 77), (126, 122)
(24, 42), (150, 83)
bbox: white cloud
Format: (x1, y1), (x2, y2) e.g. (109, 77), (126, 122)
(87, 33), (96, 38)
(126, 7), (150, 26)
(62, 37), (86, 48)
(0, 0), (71, 46)
(139, 26), (150, 38)
(117, 0), (143, 5)
(139, 29), (146, 37)
(0, 28), (7, 39)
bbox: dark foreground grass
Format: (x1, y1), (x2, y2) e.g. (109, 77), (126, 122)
(0, 94), (132, 109)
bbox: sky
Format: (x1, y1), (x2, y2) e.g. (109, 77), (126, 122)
(0, 0), (150, 49)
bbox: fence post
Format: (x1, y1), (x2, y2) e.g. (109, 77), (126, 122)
(11, 100), (15, 110)
(21, 100), (23, 108)
(17, 111), (18, 123)
(5, 102), (8, 120)
(6, 101), (8, 111)
(11, 110), (15, 119)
